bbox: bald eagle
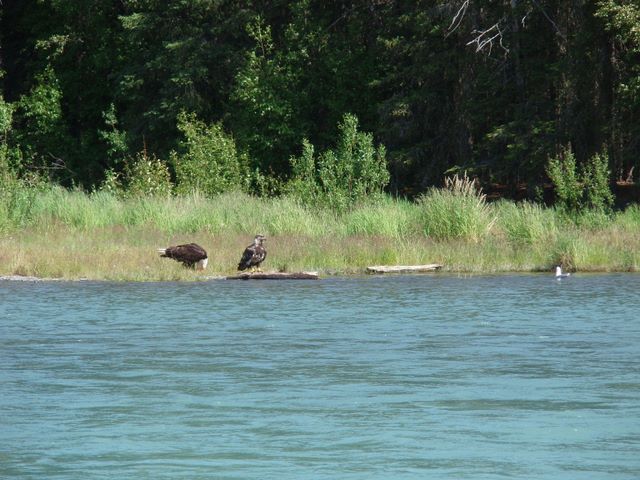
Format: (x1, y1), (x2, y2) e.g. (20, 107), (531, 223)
(158, 243), (208, 270)
(237, 234), (267, 272)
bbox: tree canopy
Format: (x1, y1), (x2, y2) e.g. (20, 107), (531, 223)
(1, 0), (638, 197)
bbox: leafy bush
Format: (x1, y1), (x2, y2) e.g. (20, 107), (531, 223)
(286, 113), (389, 211)
(0, 94), (53, 230)
(582, 152), (614, 212)
(0, 95), (15, 182)
(0, 95), (14, 157)
(287, 139), (320, 204)
(12, 67), (72, 176)
(98, 103), (129, 166)
(251, 167), (285, 197)
(172, 112), (248, 196)
(230, 17), (302, 172)
(546, 147), (614, 213)
(99, 168), (124, 196)
(417, 174), (496, 242)
(546, 147), (582, 212)
(124, 152), (172, 197)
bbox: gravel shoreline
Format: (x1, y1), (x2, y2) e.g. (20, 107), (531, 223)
(0, 275), (56, 282)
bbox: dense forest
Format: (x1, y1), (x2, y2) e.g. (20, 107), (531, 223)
(1, 0), (639, 199)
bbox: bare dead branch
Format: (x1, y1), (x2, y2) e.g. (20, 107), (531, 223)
(446, 0), (470, 37)
(446, 0), (565, 53)
(466, 23), (509, 55)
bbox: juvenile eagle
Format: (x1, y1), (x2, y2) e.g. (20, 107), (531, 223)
(237, 234), (267, 272)
(158, 243), (208, 270)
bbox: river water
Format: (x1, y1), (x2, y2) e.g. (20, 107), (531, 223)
(1, 274), (639, 479)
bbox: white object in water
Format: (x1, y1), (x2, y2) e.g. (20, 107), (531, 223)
(555, 266), (571, 278)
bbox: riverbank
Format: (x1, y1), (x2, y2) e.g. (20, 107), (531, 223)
(2, 224), (639, 281)
(1, 188), (639, 281)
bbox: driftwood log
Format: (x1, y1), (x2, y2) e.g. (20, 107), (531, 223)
(366, 264), (443, 274)
(226, 271), (319, 280)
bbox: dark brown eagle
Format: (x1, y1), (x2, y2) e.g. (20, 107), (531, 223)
(157, 243), (208, 270)
(237, 234), (267, 272)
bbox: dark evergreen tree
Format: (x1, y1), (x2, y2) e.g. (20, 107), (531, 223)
(0, 0), (637, 197)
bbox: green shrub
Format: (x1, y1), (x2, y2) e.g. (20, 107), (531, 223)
(12, 67), (73, 178)
(286, 139), (320, 205)
(546, 147), (582, 212)
(98, 103), (128, 166)
(546, 147), (614, 214)
(582, 152), (614, 212)
(0, 95), (14, 167)
(124, 152), (173, 197)
(172, 112), (248, 196)
(251, 167), (284, 197)
(0, 90), (48, 229)
(325, 113), (389, 200)
(286, 113), (389, 211)
(99, 168), (124, 196)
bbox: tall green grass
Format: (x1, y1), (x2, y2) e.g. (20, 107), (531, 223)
(494, 200), (557, 244)
(1, 180), (639, 279)
(417, 175), (495, 242)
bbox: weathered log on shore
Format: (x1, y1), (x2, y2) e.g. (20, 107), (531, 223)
(226, 271), (319, 280)
(366, 264), (443, 274)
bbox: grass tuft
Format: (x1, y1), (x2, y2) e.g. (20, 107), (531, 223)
(417, 175), (496, 242)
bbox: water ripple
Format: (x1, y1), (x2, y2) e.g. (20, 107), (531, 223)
(1, 274), (639, 479)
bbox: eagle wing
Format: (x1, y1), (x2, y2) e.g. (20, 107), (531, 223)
(165, 243), (207, 264)
(237, 245), (256, 270)
(252, 245), (267, 266)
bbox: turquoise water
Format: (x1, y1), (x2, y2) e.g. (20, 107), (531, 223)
(1, 274), (639, 479)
